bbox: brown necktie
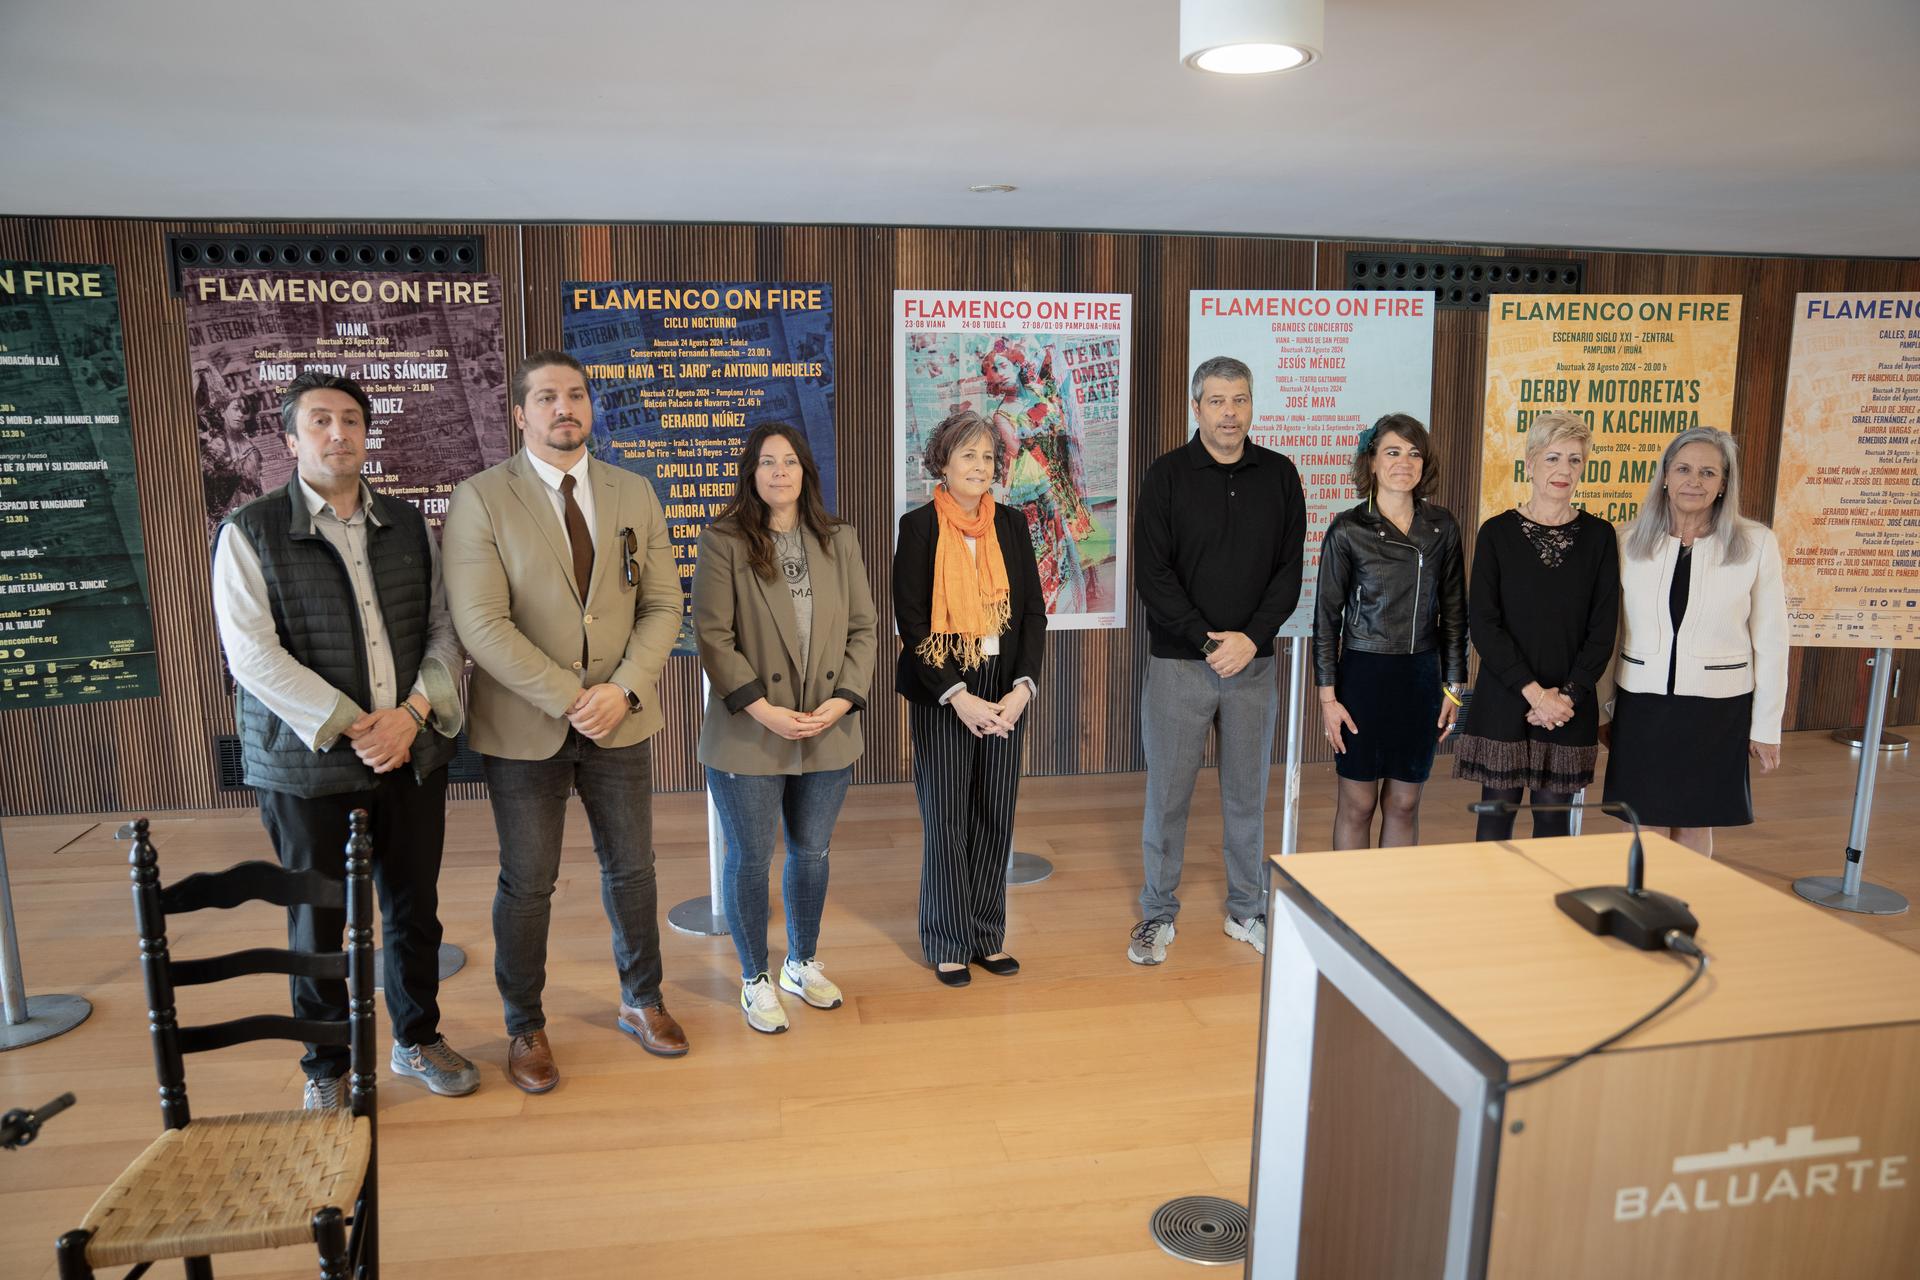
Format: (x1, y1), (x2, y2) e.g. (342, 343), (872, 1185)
(559, 473), (594, 602)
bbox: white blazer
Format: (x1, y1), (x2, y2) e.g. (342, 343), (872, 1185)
(1612, 519), (1788, 744)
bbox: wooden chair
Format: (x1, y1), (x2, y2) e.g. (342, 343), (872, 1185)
(55, 813), (379, 1279)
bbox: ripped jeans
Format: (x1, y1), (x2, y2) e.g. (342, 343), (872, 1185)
(705, 765), (853, 982)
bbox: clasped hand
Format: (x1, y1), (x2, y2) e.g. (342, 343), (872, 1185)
(951, 685), (1030, 739)
(347, 705), (418, 774)
(566, 683), (631, 741)
(749, 696), (854, 741)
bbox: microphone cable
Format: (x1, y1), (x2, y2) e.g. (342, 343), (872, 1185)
(1501, 931), (1710, 1093)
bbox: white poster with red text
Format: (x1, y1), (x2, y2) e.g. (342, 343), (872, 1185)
(1188, 290), (1435, 637)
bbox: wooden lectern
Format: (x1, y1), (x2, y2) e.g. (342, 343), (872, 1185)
(1247, 833), (1920, 1278)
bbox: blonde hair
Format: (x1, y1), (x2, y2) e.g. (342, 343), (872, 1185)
(1524, 411), (1592, 461)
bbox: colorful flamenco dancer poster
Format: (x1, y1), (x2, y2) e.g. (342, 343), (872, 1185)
(893, 290), (1130, 631)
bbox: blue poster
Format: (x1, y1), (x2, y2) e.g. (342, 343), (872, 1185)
(562, 281), (835, 650)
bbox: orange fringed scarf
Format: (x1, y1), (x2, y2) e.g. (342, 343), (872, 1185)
(916, 485), (1012, 671)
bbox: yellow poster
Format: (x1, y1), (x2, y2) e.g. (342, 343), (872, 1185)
(1772, 293), (1920, 649)
(1480, 295), (1742, 526)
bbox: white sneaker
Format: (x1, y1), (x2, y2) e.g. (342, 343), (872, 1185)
(302, 1075), (345, 1111)
(740, 973), (789, 1034)
(779, 956), (844, 1010)
(1127, 918), (1176, 965)
(1224, 914), (1267, 955)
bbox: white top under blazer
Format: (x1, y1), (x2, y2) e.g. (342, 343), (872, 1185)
(1611, 519), (1788, 745)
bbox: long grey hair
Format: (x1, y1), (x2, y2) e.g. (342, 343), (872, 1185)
(1623, 426), (1753, 564)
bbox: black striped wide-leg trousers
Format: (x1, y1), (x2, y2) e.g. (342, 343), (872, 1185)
(909, 653), (1024, 966)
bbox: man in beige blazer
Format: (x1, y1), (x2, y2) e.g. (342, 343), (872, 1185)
(442, 350), (687, 1093)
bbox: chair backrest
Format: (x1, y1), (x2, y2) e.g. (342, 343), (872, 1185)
(123, 812), (375, 1131)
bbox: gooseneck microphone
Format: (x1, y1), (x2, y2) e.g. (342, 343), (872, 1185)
(1468, 799), (1699, 950)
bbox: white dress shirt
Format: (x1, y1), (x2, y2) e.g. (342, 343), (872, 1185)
(212, 477), (463, 751)
(523, 448), (598, 550)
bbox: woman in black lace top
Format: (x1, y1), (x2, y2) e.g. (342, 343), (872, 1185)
(1454, 411), (1620, 839)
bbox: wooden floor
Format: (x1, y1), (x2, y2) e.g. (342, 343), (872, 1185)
(2, 726), (1915, 1278)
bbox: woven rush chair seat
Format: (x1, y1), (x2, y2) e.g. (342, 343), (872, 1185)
(79, 1107), (370, 1267)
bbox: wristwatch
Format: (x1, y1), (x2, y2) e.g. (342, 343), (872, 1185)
(620, 685), (641, 712)
(1201, 638), (1222, 656)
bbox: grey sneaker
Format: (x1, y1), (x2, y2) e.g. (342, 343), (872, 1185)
(302, 1075), (345, 1111)
(391, 1037), (481, 1097)
(1224, 914), (1267, 956)
(1127, 918), (1176, 965)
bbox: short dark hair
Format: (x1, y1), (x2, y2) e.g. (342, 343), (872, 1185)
(1190, 355), (1253, 403)
(279, 371), (373, 436)
(921, 408), (1004, 480)
(512, 350), (588, 409)
(1351, 413), (1439, 501)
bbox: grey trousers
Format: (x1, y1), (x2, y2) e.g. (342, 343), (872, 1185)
(1139, 654), (1278, 923)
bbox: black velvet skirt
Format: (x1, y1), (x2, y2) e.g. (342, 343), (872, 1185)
(1602, 687), (1755, 828)
(1333, 648), (1444, 784)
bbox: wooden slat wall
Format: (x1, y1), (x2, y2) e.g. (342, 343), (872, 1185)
(0, 219), (523, 814)
(0, 217), (1913, 814)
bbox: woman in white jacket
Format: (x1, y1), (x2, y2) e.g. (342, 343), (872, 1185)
(1602, 427), (1787, 856)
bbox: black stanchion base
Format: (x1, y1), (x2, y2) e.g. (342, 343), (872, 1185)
(371, 942), (466, 990)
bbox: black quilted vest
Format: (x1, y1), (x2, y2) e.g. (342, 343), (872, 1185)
(225, 478), (451, 796)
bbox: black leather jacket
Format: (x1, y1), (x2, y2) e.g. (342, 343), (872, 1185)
(1312, 500), (1468, 687)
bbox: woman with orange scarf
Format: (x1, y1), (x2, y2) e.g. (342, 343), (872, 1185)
(894, 409), (1048, 986)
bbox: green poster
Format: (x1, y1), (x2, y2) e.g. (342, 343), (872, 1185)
(0, 261), (159, 706)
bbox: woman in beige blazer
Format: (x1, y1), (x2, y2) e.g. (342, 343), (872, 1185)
(1602, 427), (1787, 856)
(693, 424), (877, 1035)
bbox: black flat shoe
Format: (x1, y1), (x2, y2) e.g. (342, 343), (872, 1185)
(934, 964), (971, 987)
(971, 954), (1020, 976)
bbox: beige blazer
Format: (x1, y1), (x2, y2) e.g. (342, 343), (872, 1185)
(692, 519), (877, 775)
(442, 450), (683, 759)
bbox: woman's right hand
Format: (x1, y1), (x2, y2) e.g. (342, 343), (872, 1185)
(1320, 698), (1358, 753)
(747, 698), (819, 740)
(950, 690), (1015, 739)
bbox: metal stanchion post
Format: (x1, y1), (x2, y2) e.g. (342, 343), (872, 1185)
(0, 823), (92, 1051)
(1831, 652), (1909, 751)
(1795, 646), (1909, 916)
(1280, 635), (1306, 857)
(668, 675), (730, 935)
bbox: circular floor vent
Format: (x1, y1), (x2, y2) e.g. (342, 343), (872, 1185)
(1149, 1195), (1248, 1265)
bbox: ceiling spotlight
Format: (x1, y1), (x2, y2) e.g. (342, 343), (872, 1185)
(1181, 0), (1322, 74)
(969, 183), (1018, 194)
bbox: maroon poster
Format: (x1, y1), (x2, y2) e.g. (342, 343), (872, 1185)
(183, 268), (511, 536)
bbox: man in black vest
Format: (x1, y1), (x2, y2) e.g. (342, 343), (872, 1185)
(212, 371), (479, 1107)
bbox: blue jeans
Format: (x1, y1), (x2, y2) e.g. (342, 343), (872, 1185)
(706, 766), (853, 981)
(483, 733), (662, 1036)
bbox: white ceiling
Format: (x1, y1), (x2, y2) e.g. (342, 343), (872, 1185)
(4, 0), (1917, 258)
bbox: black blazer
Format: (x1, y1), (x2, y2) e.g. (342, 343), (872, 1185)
(893, 500), (1046, 706)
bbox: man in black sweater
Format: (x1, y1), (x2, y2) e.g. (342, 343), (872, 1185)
(1127, 356), (1306, 966)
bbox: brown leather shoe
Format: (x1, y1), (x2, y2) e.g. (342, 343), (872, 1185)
(617, 1001), (689, 1057)
(506, 1029), (559, 1093)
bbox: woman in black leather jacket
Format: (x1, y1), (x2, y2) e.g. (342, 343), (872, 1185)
(1313, 414), (1468, 849)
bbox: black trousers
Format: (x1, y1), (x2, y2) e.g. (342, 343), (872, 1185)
(909, 654), (1024, 966)
(258, 766), (449, 1080)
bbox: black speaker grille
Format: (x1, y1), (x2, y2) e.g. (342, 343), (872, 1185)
(1344, 251), (1584, 310)
(214, 735), (248, 792)
(166, 234), (486, 296)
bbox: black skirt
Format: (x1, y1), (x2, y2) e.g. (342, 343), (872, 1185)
(1602, 688), (1754, 828)
(1333, 648), (1444, 784)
